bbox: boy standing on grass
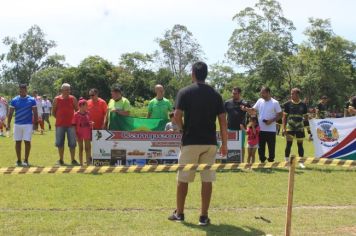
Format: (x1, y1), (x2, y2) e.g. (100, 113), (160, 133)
(7, 84), (38, 166)
(168, 61), (228, 226)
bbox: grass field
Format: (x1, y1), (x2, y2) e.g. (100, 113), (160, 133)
(1, 119), (356, 235)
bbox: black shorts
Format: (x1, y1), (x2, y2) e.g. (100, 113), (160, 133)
(286, 130), (305, 140)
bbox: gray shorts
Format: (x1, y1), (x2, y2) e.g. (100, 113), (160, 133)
(55, 126), (76, 148)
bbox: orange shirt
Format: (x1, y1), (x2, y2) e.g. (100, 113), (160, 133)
(87, 98), (107, 129)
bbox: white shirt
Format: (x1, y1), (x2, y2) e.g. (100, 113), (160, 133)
(42, 99), (52, 114)
(0, 97), (7, 119)
(34, 97), (43, 116)
(253, 98), (282, 132)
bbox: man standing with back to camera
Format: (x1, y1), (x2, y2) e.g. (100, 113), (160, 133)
(168, 61), (228, 226)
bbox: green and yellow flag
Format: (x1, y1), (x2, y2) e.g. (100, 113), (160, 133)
(109, 113), (168, 131)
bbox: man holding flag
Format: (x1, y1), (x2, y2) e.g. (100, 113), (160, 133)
(104, 84), (131, 130)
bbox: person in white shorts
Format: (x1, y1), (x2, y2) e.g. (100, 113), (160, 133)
(0, 96), (8, 136)
(32, 91), (44, 134)
(7, 84), (38, 167)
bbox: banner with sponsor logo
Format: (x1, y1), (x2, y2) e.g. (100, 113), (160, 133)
(92, 130), (242, 166)
(309, 117), (356, 160)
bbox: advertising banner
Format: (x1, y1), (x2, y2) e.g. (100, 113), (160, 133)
(92, 130), (242, 166)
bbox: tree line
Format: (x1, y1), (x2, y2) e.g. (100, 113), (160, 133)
(1, 0), (355, 110)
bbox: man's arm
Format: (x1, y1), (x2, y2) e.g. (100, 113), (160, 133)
(103, 110), (109, 129)
(6, 107), (14, 130)
(282, 112), (287, 133)
(73, 97), (78, 111)
(52, 98), (57, 118)
(32, 106), (38, 125)
(265, 111), (282, 125)
(218, 113), (228, 156)
(174, 109), (184, 132)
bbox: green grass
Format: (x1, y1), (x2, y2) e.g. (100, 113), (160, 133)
(0, 118), (356, 235)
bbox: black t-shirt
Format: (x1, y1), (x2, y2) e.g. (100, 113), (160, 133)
(283, 101), (308, 132)
(224, 99), (250, 130)
(317, 102), (328, 119)
(175, 83), (225, 146)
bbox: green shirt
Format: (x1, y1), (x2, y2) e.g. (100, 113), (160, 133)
(148, 97), (172, 120)
(108, 97), (131, 112)
(108, 97), (131, 126)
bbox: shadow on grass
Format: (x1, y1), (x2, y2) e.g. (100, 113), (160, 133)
(183, 222), (266, 236)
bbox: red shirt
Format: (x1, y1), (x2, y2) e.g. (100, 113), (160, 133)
(247, 126), (260, 146)
(55, 95), (76, 127)
(87, 98), (107, 129)
(73, 111), (92, 140)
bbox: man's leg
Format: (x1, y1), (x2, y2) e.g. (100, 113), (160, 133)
(55, 127), (65, 162)
(297, 141), (304, 157)
(199, 145), (217, 218)
(24, 141), (31, 162)
(15, 141), (22, 162)
(67, 127), (77, 162)
(176, 182), (188, 214)
(258, 131), (267, 163)
(267, 132), (276, 162)
(201, 182), (212, 216)
(285, 133), (293, 161)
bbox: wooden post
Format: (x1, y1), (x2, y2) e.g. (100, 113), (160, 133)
(285, 155), (296, 236)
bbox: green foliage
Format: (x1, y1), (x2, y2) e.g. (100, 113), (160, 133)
(156, 24), (203, 80)
(1, 25), (64, 85)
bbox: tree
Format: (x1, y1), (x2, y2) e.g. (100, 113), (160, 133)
(74, 56), (117, 100)
(118, 52), (156, 102)
(227, 0), (296, 94)
(1, 25), (65, 85)
(208, 63), (236, 92)
(296, 18), (356, 107)
(156, 24), (204, 80)
(30, 67), (67, 98)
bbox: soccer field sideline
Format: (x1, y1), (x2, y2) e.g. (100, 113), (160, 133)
(1, 123), (356, 235)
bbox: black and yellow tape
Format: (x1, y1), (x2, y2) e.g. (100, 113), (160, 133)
(298, 157), (356, 168)
(0, 158), (354, 175)
(0, 162), (288, 175)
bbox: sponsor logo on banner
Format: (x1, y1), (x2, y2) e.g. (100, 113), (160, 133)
(316, 120), (339, 148)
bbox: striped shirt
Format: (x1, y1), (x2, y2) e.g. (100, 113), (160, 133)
(10, 95), (36, 125)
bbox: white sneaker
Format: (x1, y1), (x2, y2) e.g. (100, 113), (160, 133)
(0, 132), (3, 136)
(299, 163), (306, 169)
(22, 161), (29, 167)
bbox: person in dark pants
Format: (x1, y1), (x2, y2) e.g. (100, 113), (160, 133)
(168, 61), (228, 226)
(247, 87), (282, 163)
(224, 87), (250, 162)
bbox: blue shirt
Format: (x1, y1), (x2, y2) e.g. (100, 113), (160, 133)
(10, 95), (36, 125)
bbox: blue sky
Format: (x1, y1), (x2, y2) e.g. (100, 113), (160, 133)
(1, 0), (355, 68)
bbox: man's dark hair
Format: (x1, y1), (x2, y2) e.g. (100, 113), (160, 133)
(90, 88), (99, 95)
(321, 95), (328, 99)
(111, 84), (122, 93)
(192, 61), (208, 81)
(261, 86), (271, 94)
(19, 84), (27, 89)
(233, 87), (242, 93)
